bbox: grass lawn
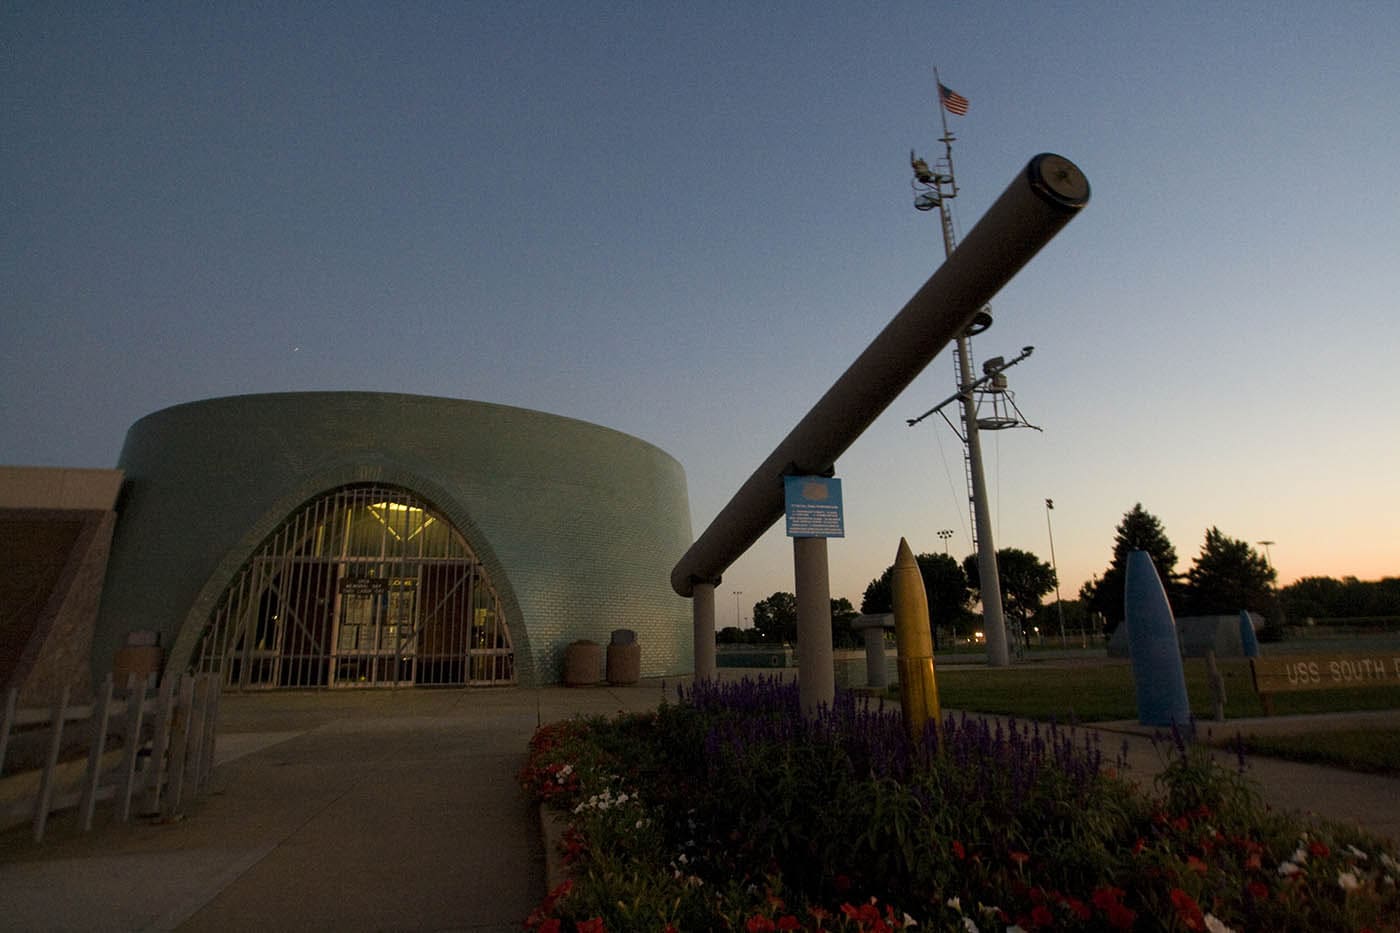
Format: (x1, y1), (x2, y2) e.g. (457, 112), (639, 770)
(1228, 729), (1400, 776)
(922, 658), (1400, 774)
(932, 657), (1400, 722)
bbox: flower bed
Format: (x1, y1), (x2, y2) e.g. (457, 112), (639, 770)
(520, 677), (1400, 932)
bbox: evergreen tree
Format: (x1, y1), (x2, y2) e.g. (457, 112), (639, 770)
(1086, 503), (1182, 630)
(1183, 527), (1276, 616)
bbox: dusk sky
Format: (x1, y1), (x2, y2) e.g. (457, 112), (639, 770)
(5, 2), (1398, 626)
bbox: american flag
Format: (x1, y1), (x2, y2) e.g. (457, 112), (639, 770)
(938, 82), (969, 116)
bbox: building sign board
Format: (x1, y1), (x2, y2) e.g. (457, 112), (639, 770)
(340, 578), (389, 596)
(1251, 653), (1400, 693)
(783, 476), (844, 538)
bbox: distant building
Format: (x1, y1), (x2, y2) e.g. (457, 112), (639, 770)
(3, 393), (694, 698)
(0, 467), (123, 704)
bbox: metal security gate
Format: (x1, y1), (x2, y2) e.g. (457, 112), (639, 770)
(192, 485), (514, 689)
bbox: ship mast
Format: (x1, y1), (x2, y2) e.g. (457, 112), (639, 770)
(908, 71), (1011, 666)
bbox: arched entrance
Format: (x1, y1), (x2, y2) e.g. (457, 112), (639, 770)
(192, 484), (514, 689)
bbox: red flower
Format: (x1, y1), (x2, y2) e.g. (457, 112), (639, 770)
(539, 921), (561, 933)
(1066, 897), (1092, 921)
(1170, 888), (1206, 931)
(840, 901), (890, 932)
(1105, 903), (1136, 931)
(1029, 904), (1054, 928)
(746, 916), (776, 933)
(1009, 850), (1030, 867)
(1309, 840), (1331, 859)
(576, 919), (606, 933)
(1186, 855), (1208, 875)
(1092, 887), (1135, 931)
(777, 917), (802, 931)
(1246, 880), (1269, 901)
(951, 840), (966, 860)
(1132, 837), (1146, 855)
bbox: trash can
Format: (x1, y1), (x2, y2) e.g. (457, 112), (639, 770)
(606, 629), (641, 686)
(563, 640), (602, 686)
(113, 629), (163, 690)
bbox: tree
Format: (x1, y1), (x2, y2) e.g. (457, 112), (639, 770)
(830, 597), (859, 648)
(1278, 575), (1344, 621)
(1086, 503), (1183, 631)
(1182, 527), (1276, 616)
(861, 552), (971, 645)
(1280, 576), (1400, 622)
(963, 548), (1057, 647)
(1034, 597), (1090, 642)
(752, 591), (797, 643)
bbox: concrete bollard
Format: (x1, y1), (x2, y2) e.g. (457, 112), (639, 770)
(852, 614), (894, 690)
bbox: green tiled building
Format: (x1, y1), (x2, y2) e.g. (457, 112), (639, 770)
(94, 393), (694, 688)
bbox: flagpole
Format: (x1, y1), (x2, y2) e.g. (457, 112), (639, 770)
(933, 67), (958, 200)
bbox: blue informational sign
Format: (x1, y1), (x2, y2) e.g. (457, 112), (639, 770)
(783, 476), (844, 538)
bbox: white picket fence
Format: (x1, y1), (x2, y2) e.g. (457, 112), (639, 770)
(0, 672), (221, 842)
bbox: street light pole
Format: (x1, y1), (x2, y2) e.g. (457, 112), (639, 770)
(1257, 540), (1275, 571)
(733, 590), (744, 629)
(937, 528), (953, 554)
(1045, 498), (1067, 647)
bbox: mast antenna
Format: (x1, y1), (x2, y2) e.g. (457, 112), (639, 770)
(906, 69), (1041, 666)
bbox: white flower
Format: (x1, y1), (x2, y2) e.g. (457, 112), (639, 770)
(1346, 844), (1369, 860)
(1291, 846), (1309, 864)
(1204, 914), (1235, 933)
(960, 919), (979, 933)
(945, 896), (962, 913)
(901, 913), (916, 928)
(1338, 870), (1361, 891)
(1278, 861), (1302, 877)
(1007, 925), (1027, 933)
(1380, 852), (1399, 872)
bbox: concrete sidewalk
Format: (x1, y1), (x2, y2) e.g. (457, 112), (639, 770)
(0, 684), (673, 932)
(1093, 707), (1400, 842)
(0, 681), (1395, 932)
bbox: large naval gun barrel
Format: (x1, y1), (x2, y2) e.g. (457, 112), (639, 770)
(672, 154), (1090, 597)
